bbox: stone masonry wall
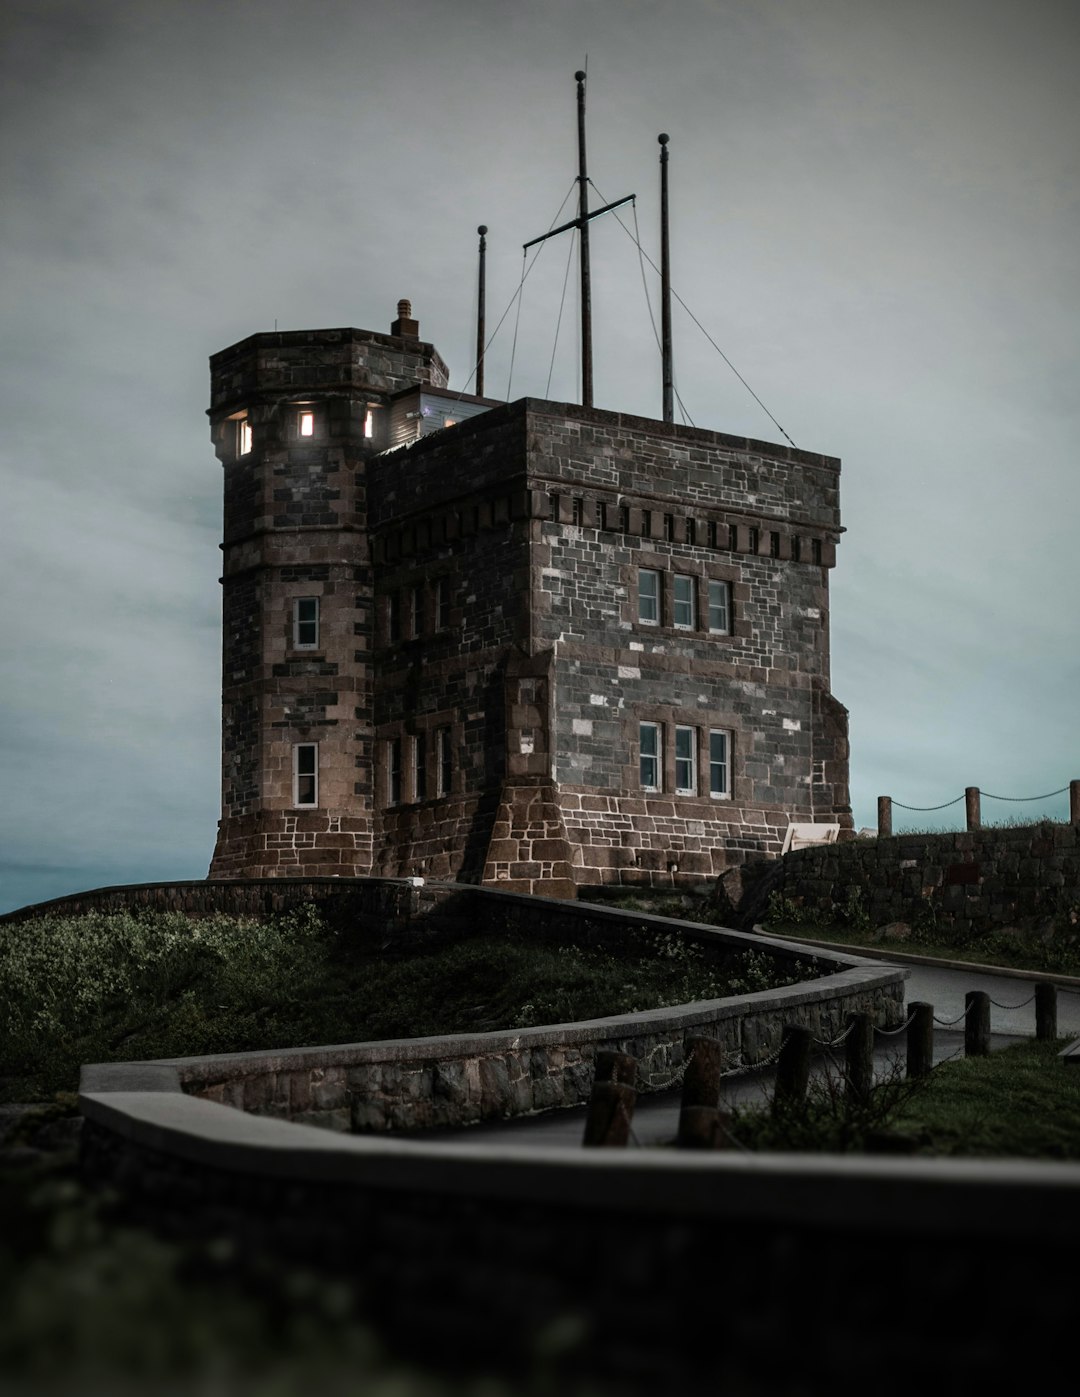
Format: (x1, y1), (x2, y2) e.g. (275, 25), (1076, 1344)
(523, 402), (850, 887)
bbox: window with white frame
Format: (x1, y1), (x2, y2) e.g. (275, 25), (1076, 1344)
(436, 726), (453, 796)
(293, 744), (318, 807)
(237, 417), (253, 456)
(639, 721), (661, 791)
(412, 733), (426, 802)
(387, 737), (402, 806)
(707, 579), (731, 634)
(709, 729), (731, 798)
(673, 575), (696, 629)
(298, 409), (315, 438)
(674, 725), (697, 794)
(638, 569), (660, 624)
(293, 597), (319, 649)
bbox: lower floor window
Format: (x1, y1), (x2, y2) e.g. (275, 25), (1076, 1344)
(293, 744), (318, 806)
(412, 733), (427, 801)
(674, 725), (696, 794)
(387, 737), (402, 806)
(709, 729), (731, 798)
(436, 727), (453, 795)
(639, 722), (660, 791)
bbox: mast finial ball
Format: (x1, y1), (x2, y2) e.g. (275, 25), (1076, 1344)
(658, 133), (669, 144)
(478, 225), (488, 235)
(575, 70), (586, 81)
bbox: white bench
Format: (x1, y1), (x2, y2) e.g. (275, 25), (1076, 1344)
(780, 822), (841, 856)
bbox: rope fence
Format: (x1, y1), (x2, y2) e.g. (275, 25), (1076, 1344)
(877, 780), (1079, 836)
(582, 980), (1074, 1150)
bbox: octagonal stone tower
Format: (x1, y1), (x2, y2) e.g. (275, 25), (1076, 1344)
(207, 305), (448, 877)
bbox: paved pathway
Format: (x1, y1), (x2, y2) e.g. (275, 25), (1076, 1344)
(410, 959), (1080, 1151)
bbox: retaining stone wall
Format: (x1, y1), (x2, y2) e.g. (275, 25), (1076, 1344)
(17, 876), (903, 1131)
(736, 820), (1080, 936)
(78, 1082), (1080, 1394)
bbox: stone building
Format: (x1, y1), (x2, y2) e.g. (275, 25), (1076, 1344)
(207, 302), (850, 896)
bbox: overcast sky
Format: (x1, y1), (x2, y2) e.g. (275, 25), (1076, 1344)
(2, 0), (1077, 914)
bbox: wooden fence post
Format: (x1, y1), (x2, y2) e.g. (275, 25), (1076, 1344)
(844, 1012), (875, 1105)
(583, 1049), (637, 1147)
(964, 990), (990, 1057)
(965, 787), (981, 831)
(1035, 982), (1057, 1042)
(677, 1035), (725, 1149)
(774, 1025), (812, 1109)
(906, 1002), (935, 1078)
(877, 796), (892, 838)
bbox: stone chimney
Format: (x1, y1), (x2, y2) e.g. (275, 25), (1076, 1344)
(390, 298), (419, 339)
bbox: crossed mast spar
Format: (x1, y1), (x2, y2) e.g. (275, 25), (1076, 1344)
(522, 71), (638, 412)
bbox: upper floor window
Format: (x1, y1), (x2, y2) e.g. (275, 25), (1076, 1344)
(412, 734), (427, 802)
(673, 575), (696, 629)
(674, 725), (697, 795)
(638, 569), (661, 625)
(707, 580), (731, 635)
(709, 730), (731, 799)
(748, 526), (760, 554)
(293, 597), (319, 649)
(639, 722), (661, 792)
(237, 417), (253, 456)
(364, 408), (375, 439)
(298, 410), (315, 438)
(293, 744), (318, 807)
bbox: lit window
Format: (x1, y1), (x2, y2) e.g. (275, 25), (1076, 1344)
(387, 737), (402, 806)
(413, 734), (426, 801)
(709, 730), (731, 799)
(673, 575), (696, 629)
(237, 418), (252, 455)
(443, 417), (458, 429)
(707, 580), (731, 634)
(638, 569), (660, 624)
(436, 577), (451, 630)
(639, 722), (661, 792)
(299, 410), (315, 437)
(436, 727), (453, 796)
(293, 597), (319, 649)
(293, 744), (318, 807)
(675, 726), (696, 795)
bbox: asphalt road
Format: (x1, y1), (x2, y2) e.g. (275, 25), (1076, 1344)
(409, 960), (1080, 1151)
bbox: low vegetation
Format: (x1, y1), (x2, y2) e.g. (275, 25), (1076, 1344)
(724, 1038), (1080, 1160)
(0, 907), (805, 1103)
(761, 887), (1080, 978)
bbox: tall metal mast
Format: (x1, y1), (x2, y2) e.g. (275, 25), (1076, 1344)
(658, 133), (674, 423)
(475, 224), (488, 397)
(522, 72), (634, 409)
(576, 71), (593, 407)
